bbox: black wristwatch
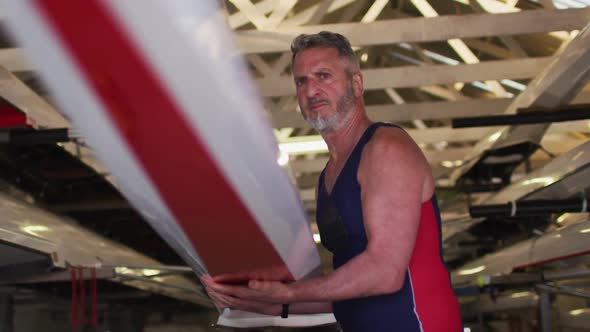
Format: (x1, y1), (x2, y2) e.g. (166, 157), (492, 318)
(281, 303), (289, 318)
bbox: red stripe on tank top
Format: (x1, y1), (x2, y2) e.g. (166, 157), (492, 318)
(409, 200), (462, 331)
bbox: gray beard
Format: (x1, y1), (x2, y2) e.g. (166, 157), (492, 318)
(305, 111), (342, 131)
(304, 84), (355, 132)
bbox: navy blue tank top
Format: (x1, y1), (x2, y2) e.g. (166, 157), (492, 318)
(316, 122), (462, 332)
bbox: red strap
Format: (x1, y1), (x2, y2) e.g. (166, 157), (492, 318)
(70, 268), (78, 329)
(78, 267), (86, 324)
(91, 267), (98, 327)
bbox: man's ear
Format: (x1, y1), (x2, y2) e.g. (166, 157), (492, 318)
(352, 72), (364, 98)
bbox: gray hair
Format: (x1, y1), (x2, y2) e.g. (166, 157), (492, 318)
(290, 31), (359, 74)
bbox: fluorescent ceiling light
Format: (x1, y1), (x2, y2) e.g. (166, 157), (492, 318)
(279, 136), (327, 155)
(458, 265), (486, 275)
(487, 131), (503, 143)
(423, 50), (460, 65)
(511, 291), (533, 298)
(521, 176), (557, 186)
(142, 269), (161, 277)
(115, 267), (132, 275)
(501, 79), (527, 91)
(441, 160), (464, 168)
(277, 147), (290, 166)
(313, 233), (321, 243)
(555, 0), (589, 8)
(398, 42), (412, 50)
(556, 213), (570, 223)
(570, 308), (589, 316)
(391, 52), (424, 65)
(471, 81), (494, 93)
(21, 225), (50, 237)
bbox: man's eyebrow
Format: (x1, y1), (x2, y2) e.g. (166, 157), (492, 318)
(313, 67), (333, 72)
(293, 66), (334, 80)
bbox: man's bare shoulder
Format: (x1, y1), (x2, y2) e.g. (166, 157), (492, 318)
(363, 125), (424, 163)
(359, 125), (434, 201)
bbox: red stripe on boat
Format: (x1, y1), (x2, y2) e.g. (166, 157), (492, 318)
(34, 0), (291, 282)
(0, 103), (27, 128)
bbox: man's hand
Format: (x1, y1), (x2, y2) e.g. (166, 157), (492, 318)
(206, 286), (281, 316)
(201, 275), (294, 305)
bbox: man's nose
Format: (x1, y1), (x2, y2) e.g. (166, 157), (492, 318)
(304, 79), (320, 98)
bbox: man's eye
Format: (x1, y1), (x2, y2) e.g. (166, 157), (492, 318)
(319, 73), (330, 79)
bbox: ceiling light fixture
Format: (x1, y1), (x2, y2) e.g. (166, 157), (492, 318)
(458, 265), (486, 275)
(279, 137), (328, 155)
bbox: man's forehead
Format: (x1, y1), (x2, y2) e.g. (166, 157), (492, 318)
(293, 47), (345, 72)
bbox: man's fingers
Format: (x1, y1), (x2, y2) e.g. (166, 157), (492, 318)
(208, 282), (265, 300)
(209, 288), (251, 308)
(206, 280), (235, 293)
(201, 275), (283, 304)
(212, 292), (233, 308)
(248, 280), (263, 289)
(211, 289), (248, 309)
(200, 274), (215, 289)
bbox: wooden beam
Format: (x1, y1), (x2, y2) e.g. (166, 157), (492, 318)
(306, 0), (337, 25)
(271, 92), (590, 128)
(291, 147), (476, 174)
(264, 0), (297, 30)
(258, 57), (552, 97)
(236, 8), (590, 54)
(463, 39), (516, 59)
(278, 0), (356, 28)
(0, 48), (33, 72)
(228, 0), (277, 29)
(280, 119), (590, 148)
(228, 0), (268, 30)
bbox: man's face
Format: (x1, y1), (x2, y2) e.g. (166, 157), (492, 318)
(293, 47), (356, 132)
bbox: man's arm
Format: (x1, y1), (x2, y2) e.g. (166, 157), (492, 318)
(204, 280), (332, 315)
(206, 127), (433, 304)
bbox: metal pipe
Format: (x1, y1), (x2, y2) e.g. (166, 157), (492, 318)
(0, 295), (13, 332)
(0, 128), (69, 145)
(543, 268), (590, 281)
(538, 290), (553, 332)
(469, 197), (587, 218)
(115, 273), (201, 295)
(475, 268), (590, 287)
(452, 104), (590, 128)
(537, 283), (590, 299)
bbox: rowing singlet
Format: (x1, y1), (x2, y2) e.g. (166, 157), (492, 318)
(316, 122), (462, 332)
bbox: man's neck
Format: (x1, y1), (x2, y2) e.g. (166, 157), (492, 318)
(321, 108), (372, 164)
